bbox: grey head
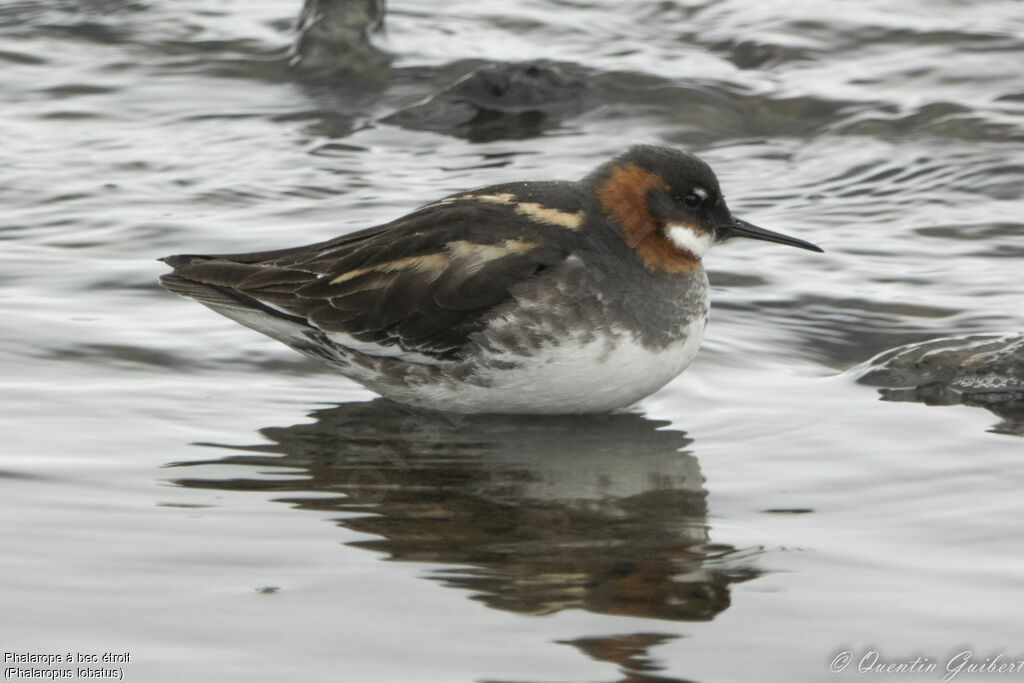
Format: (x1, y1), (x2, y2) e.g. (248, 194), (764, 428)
(594, 145), (824, 254)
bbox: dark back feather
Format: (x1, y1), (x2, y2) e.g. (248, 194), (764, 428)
(160, 184), (591, 360)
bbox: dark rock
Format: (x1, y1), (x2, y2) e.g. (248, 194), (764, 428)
(286, 1), (592, 140)
(381, 62), (591, 139)
(857, 333), (1024, 434)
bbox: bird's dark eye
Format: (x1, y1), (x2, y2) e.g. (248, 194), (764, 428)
(682, 193), (703, 208)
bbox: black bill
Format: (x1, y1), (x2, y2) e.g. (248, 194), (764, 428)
(720, 218), (823, 253)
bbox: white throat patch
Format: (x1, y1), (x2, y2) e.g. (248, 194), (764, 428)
(666, 223), (715, 258)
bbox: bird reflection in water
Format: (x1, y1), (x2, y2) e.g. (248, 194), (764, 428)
(167, 400), (761, 678)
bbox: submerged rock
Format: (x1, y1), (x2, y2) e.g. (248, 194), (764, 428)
(857, 333), (1024, 434)
(290, 0), (390, 76)
(286, 2), (591, 139)
(381, 62), (591, 139)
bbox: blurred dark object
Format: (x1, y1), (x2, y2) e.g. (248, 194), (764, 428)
(857, 333), (1024, 435)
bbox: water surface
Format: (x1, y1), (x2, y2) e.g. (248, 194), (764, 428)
(2, 1), (1023, 681)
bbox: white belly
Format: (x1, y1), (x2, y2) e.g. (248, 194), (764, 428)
(206, 290), (708, 415)
(383, 316), (707, 414)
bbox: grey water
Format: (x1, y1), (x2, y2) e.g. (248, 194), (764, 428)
(2, 1), (1023, 681)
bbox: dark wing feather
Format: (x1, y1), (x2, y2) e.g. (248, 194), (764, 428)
(160, 187), (586, 360)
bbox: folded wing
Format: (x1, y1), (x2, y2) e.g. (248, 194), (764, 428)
(160, 197), (580, 360)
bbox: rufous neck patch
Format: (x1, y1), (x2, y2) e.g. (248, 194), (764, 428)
(597, 163), (700, 274)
